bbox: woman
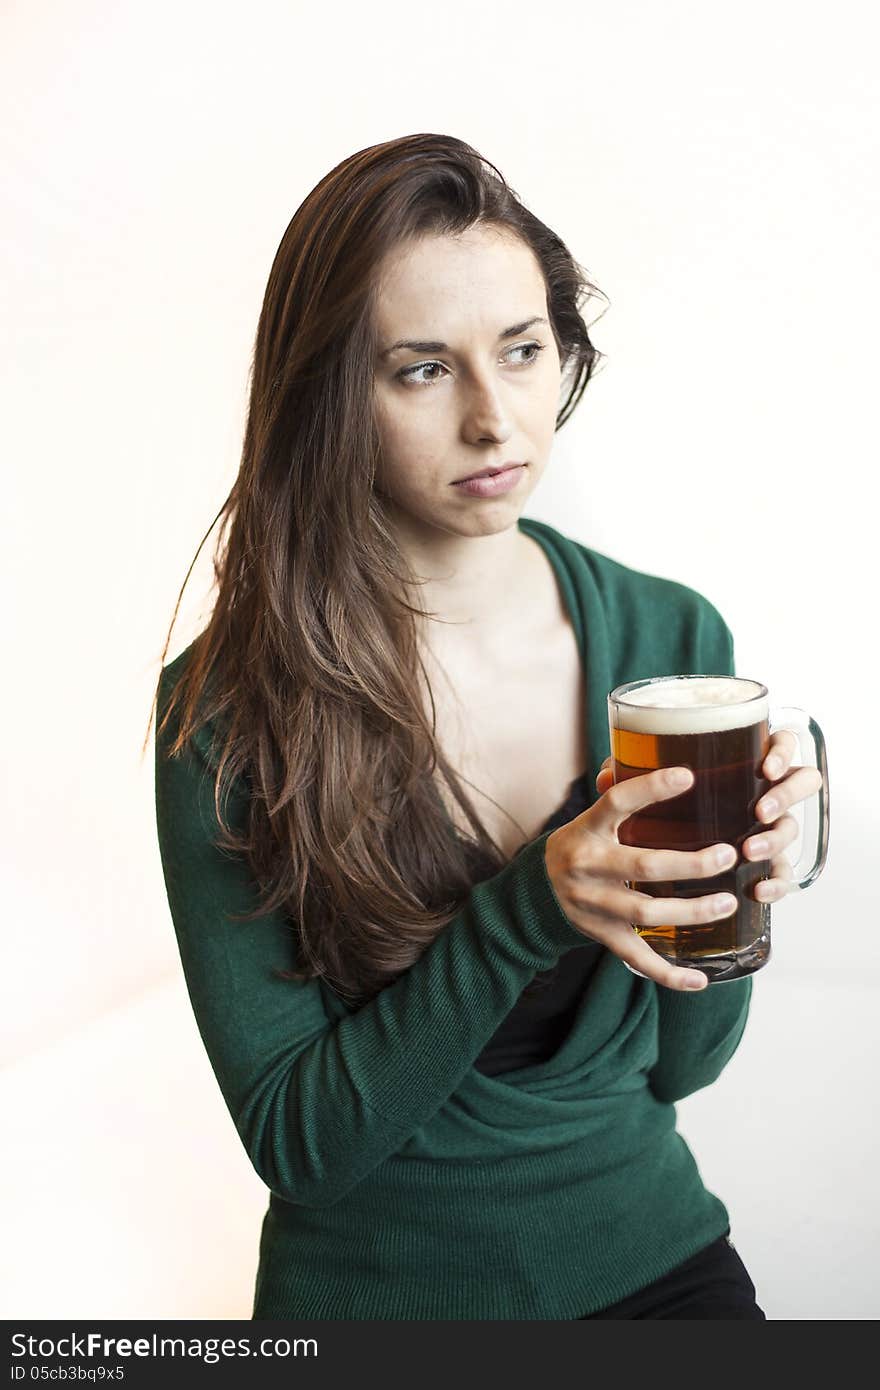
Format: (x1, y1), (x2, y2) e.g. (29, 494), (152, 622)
(152, 133), (819, 1320)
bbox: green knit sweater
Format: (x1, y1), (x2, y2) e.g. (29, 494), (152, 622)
(154, 516), (753, 1320)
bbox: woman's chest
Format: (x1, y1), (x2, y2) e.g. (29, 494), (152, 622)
(425, 618), (588, 859)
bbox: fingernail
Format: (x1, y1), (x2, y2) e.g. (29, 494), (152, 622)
(686, 974), (707, 990)
(761, 797), (778, 820)
(765, 755), (781, 777)
(713, 894), (738, 913)
(749, 837), (769, 857)
(715, 845), (736, 867)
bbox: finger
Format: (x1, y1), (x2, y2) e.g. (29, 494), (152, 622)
(773, 853), (795, 880)
(597, 765), (695, 832)
(598, 836), (738, 882)
(763, 730), (799, 780)
(754, 854), (796, 901)
(755, 878), (791, 901)
(742, 812), (799, 861)
(756, 766), (824, 825)
(606, 925), (708, 992)
(583, 879), (737, 931)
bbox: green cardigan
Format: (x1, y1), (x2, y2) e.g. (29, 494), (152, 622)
(154, 515), (752, 1320)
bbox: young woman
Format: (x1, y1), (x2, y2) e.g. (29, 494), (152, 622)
(152, 133), (820, 1320)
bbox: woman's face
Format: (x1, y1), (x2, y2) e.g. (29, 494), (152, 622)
(371, 224), (563, 542)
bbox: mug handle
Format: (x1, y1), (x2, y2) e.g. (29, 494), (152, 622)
(769, 705), (830, 891)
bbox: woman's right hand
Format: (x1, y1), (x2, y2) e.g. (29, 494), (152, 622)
(543, 764), (738, 992)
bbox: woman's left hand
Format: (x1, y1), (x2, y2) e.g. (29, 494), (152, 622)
(595, 730), (824, 904)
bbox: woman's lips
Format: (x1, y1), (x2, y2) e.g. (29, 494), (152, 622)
(450, 465), (526, 499)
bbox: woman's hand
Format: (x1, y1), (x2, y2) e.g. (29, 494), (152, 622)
(594, 730), (823, 905)
(544, 765), (736, 991)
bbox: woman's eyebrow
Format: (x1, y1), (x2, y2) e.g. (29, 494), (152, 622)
(378, 315), (549, 358)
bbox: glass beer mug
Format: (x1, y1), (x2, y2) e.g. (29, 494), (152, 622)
(607, 675), (830, 983)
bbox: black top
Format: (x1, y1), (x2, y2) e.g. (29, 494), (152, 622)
(471, 770), (606, 1077)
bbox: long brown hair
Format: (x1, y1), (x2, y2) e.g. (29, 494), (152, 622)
(148, 133), (606, 1008)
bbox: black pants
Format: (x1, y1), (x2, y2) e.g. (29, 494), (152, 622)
(580, 1231), (766, 1319)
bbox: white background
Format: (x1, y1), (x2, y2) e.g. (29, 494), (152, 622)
(2, 0), (875, 1321)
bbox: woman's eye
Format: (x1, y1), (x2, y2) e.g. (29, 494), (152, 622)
(399, 361), (446, 386)
(396, 341), (546, 387)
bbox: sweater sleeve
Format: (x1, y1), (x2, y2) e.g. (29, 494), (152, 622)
(154, 672), (588, 1210)
(646, 598), (754, 1105)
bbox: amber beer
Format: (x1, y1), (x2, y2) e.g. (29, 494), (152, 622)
(609, 675), (772, 982)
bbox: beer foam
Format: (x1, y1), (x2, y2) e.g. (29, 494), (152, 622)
(611, 676), (768, 735)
